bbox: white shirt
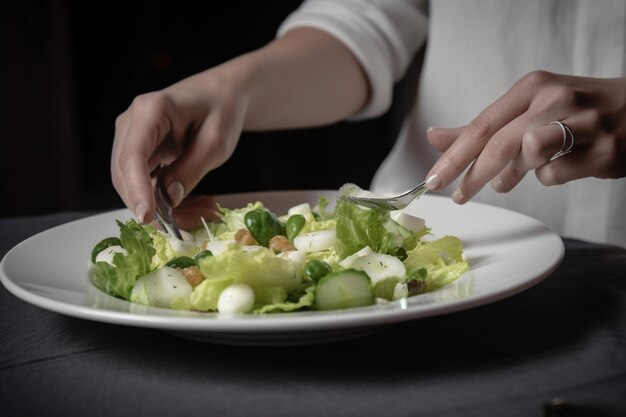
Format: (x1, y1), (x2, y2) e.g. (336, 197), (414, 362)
(279, 0), (626, 247)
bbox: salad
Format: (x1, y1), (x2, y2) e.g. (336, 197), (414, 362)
(90, 184), (469, 314)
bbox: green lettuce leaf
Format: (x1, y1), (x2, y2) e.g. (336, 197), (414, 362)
(299, 212), (336, 235)
(148, 229), (174, 269)
(147, 228), (199, 269)
(190, 277), (234, 311)
(91, 220), (155, 299)
(254, 286), (288, 305)
(313, 196), (335, 221)
(252, 286), (315, 314)
(216, 202), (265, 237)
(334, 183), (432, 259)
(198, 246), (304, 293)
(278, 198), (336, 236)
(403, 236), (469, 292)
(373, 277), (401, 301)
(334, 198), (394, 259)
(302, 248), (341, 270)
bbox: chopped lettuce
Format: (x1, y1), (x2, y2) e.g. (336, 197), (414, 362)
(147, 228), (199, 269)
(299, 211), (336, 235)
(253, 286), (315, 314)
(313, 196), (334, 221)
(301, 248), (341, 270)
(280, 197), (336, 236)
(254, 286), (288, 305)
(91, 220), (155, 299)
(403, 236), (469, 292)
(198, 246), (304, 293)
(335, 198), (396, 259)
(148, 228), (174, 269)
(216, 202), (265, 239)
(335, 184), (432, 259)
(190, 277), (234, 311)
(373, 277), (401, 301)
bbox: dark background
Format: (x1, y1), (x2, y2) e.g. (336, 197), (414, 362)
(1, 0), (416, 217)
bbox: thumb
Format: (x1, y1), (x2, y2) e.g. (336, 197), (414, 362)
(161, 112), (241, 207)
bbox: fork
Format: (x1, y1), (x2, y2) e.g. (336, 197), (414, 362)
(154, 176), (184, 240)
(338, 176), (437, 211)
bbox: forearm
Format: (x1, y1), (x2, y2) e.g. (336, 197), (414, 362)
(243, 28), (370, 129)
(210, 27), (370, 130)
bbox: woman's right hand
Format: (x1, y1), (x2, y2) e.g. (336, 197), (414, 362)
(111, 28), (370, 227)
(111, 64), (250, 226)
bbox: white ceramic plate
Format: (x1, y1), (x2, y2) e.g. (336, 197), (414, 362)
(1, 190), (563, 346)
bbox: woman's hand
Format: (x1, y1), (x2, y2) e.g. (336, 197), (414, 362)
(110, 28), (368, 226)
(426, 71), (626, 203)
(111, 65), (248, 225)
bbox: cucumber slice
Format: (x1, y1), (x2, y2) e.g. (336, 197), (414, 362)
(314, 270), (374, 311)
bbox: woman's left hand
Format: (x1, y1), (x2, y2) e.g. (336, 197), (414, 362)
(426, 71), (626, 204)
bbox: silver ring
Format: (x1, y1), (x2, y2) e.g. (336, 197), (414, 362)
(549, 121), (574, 161)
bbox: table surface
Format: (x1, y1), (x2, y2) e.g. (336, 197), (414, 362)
(1, 212), (625, 417)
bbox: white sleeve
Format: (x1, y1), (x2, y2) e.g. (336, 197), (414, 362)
(277, 0), (428, 119)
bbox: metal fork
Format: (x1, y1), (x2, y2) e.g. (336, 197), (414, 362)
(154, 177), (183, 240)
(338, 176), (435, 211)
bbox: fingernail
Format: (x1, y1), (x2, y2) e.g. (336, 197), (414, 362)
(452, 189), (464, 204)
(425, 174), (441, 190)
(427, 126), (437, 134)
(492, 177), (504, 193)
(167, 181), (184, 207)
(135, 203), (146, 223)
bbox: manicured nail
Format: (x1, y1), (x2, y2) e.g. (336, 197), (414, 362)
(452, 189), (464, 204)
(135, 203), (146, 223)
(492, 177), (504, 193)
(425, 174), (441, 190)
(167, 181), (184, 207)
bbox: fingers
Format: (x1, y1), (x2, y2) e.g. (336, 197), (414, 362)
(111, 82), (245, 228)
(454, 114), (544, 203)
(427, 126), (465, 152)
(159, 107), (241, 208)
(111, 112), (132, 209)
(426, 78), (535, 193)
(423, 71), (622, 202)
(490, 122), (566, 193)
(493, 110), (598, 192)
(111, 93), (175, 223)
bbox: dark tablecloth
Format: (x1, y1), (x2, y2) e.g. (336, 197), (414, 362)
(1, 212), (625, 417)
